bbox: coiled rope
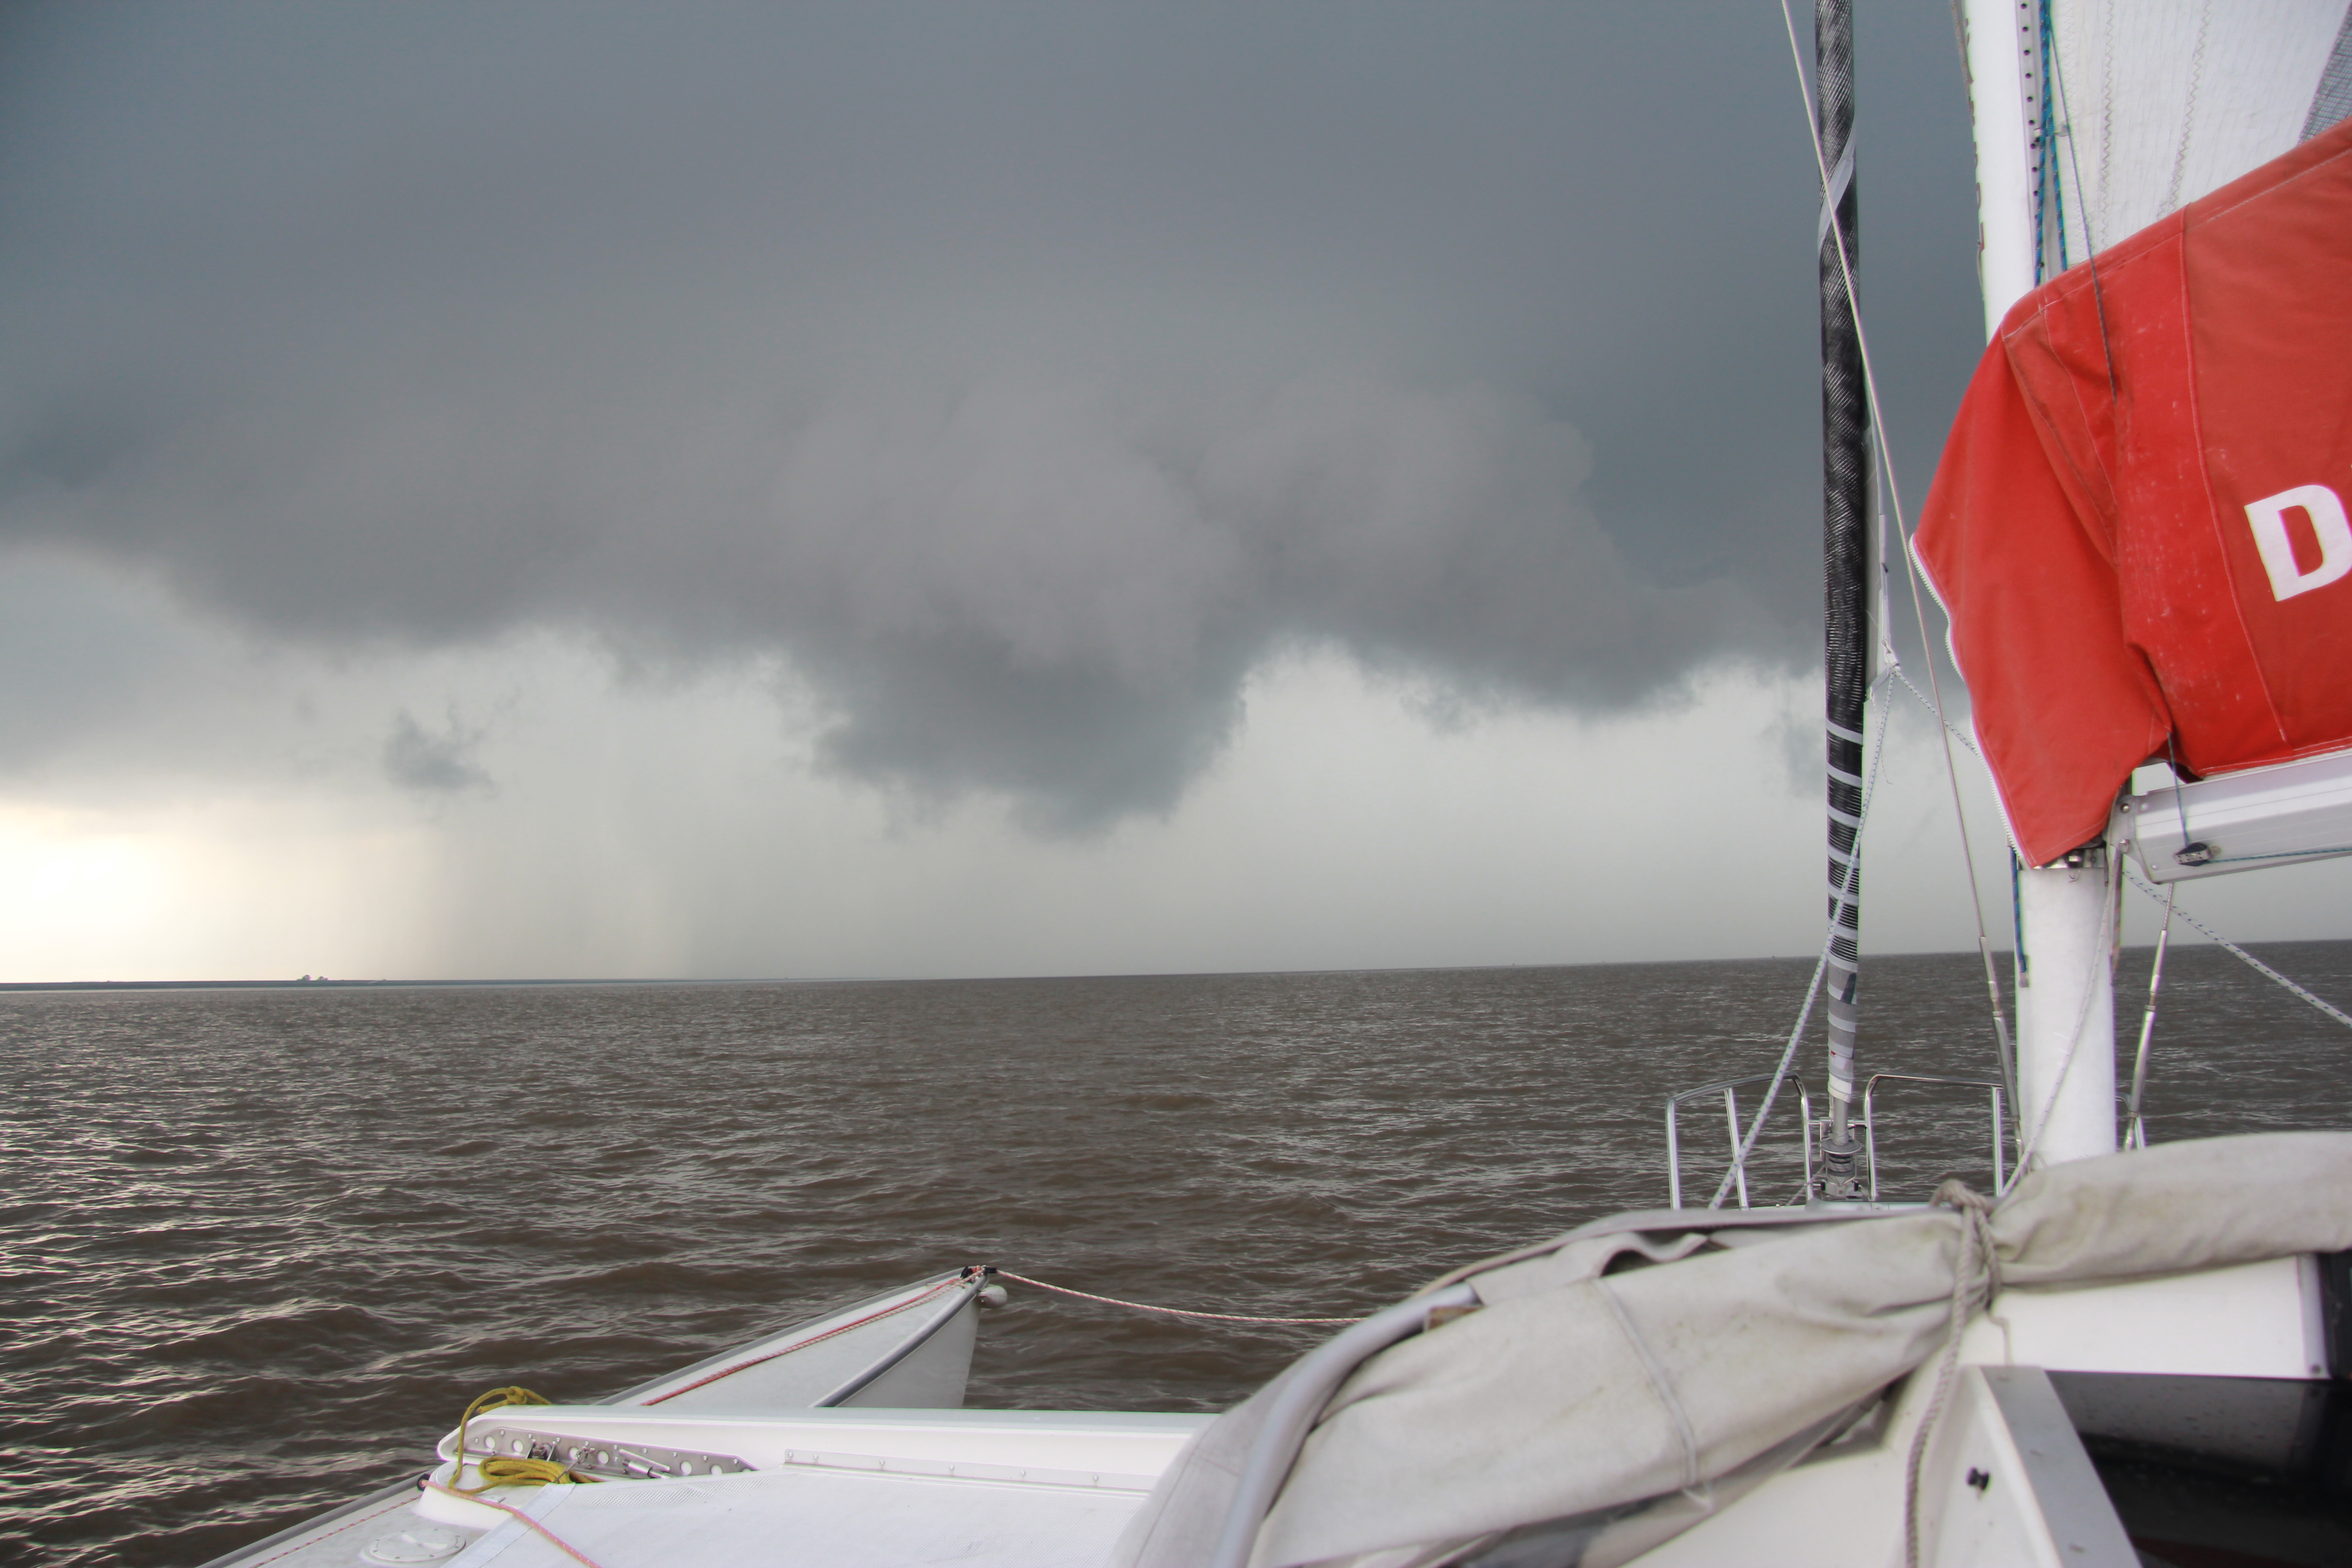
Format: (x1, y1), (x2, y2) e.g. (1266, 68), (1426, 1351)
(431, 1385), (610, 1568)
(448, 1387), (598, 1491)
(407, 1275), (1355, 1567)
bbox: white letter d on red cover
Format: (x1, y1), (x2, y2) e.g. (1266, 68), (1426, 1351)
(2246, 483), (2352, 602)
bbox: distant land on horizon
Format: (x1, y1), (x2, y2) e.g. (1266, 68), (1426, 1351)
(7, 939), (2350, 994)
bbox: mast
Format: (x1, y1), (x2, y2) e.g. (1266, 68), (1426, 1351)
(1958, 0), (2118, 1170)
(1940, 6), (2352, 1173)
(1815, 0), (1870, 1199)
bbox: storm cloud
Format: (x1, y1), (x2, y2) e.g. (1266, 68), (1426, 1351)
(0, 2), (1984, 831)
(383, 709), (491, 795)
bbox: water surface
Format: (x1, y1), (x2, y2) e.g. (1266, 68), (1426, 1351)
(5, 944), (2348, 1566)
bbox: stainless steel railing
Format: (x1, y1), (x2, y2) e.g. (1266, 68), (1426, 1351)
(1667, 1069), (2006, 1208)
(1663, 1073), (1780, 1210)
(1852, 1071), (2004, 1200)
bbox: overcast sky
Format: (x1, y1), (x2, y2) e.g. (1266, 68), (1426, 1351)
(3, 1), (2346, 982)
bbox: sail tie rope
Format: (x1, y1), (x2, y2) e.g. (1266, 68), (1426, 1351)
(991, 1270), (1364, 1325)
(1902, 1180), (2002, 1568)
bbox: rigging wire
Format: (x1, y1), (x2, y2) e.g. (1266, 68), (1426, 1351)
(1705, 666), (1895, 1210)
(2122, 867), (2352, 1033)
(2123, 883), (2176, 1149)
(1891, 666), (2352, 1040)
(990, 1270), (1366, 1325)
(2035, 2), (2068, 275)
(1776, 0), (2017, 1110)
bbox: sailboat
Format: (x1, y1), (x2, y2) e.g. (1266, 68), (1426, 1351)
(206, 5), (2352, 1566)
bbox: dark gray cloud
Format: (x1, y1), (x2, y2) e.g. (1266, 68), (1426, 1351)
(0, 2), (1986, 830)
(383, 709), (491, 795)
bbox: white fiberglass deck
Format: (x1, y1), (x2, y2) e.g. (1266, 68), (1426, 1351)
(428, 1409), (1212, 1568)
(225, 1238), (2340, 1568)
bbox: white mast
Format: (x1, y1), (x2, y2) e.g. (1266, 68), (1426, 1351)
(1958, 0), (2117, 1167)
(1954, 0), (2352, 1168)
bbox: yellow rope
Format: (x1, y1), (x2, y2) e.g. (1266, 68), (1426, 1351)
(449, 1386), (600, 1492)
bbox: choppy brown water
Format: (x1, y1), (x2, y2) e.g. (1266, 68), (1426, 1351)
(5, 945), (2350, 1568)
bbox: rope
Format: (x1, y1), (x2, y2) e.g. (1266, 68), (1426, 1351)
(991, 1270), (1364, 1325)
(1903, 1181), (2002, 1568)
(422, 1283), (974, 1558)
(643, 1276), (966, 1404)
(422, 1478), (609, 1568)
(1893, 666), (1966, 748)
(449, 1387), (598, 1491)
(2122, 868), (2352, 1032)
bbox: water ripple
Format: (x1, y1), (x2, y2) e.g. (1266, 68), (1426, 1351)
(4, 947), (2348, 1565)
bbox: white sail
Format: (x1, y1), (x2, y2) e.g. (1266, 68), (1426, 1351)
(2048, 2), (2348, 248)
(1962, 0), (2352, 331)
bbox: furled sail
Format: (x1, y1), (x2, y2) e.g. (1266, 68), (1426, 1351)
(1917, 79), (2352, 867)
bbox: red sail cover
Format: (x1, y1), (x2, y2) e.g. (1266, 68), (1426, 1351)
(1916, 116), (2352, 868)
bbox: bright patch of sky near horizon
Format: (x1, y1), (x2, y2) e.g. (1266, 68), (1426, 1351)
(3, 2), (2347, 981)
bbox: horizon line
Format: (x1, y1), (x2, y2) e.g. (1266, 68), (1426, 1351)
(6, 938), (2339, 994)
